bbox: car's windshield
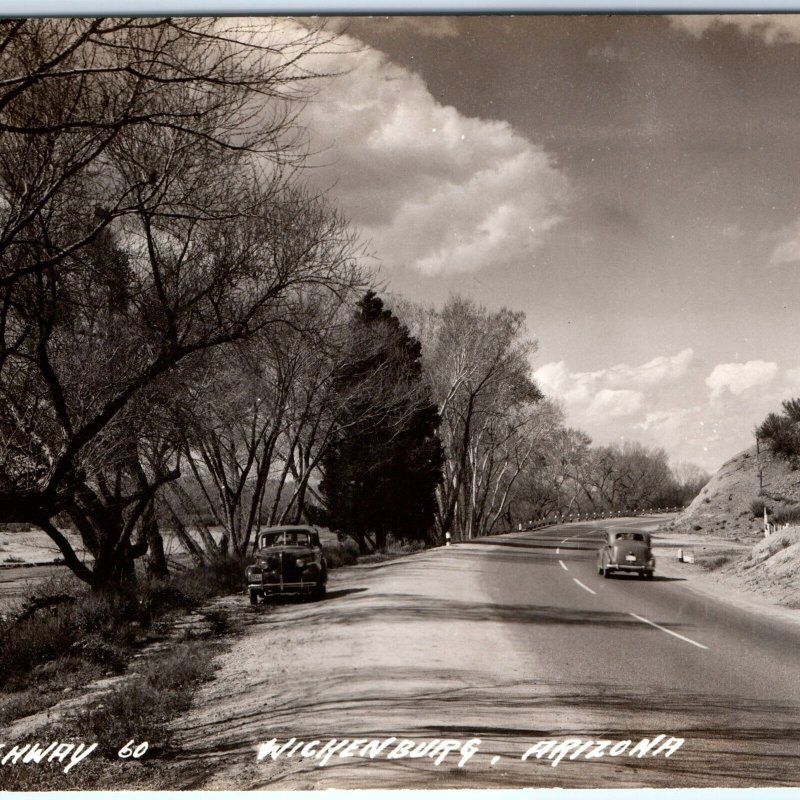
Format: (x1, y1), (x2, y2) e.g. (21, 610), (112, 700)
(261, 531), (311, 548)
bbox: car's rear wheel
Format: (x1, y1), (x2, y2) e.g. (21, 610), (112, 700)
(249, 589), (260, 605)
(644, 571), (653, 579)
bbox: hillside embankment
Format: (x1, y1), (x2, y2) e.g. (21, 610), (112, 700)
(661, 444), (800, 609)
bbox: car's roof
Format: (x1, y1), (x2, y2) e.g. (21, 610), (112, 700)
(259, 526), (316, 533)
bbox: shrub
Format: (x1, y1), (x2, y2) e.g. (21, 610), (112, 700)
(751, 498), (773, 518)
(0, 573), (146, 688)
(58, 641), (217, 752)
(0, 555), (249, 690)
(137, 553), (250, 617)
(772, 504), (800, 526)
(757, 404), (800, 462)
(323, 538), (360, 568)
(700, 555), (729, 570)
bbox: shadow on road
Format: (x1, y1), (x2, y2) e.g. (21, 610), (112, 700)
(325, 587), (369, 601)
(283, 591), (648, 629)
(606, 574), (686, 582)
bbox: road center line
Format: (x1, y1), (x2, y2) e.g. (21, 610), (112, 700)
(559, 559), (568, 571)
(628, 612), (709, 650)
(573, 578), (596, 595)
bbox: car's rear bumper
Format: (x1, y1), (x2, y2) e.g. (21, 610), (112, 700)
(607, 563), (651, 573)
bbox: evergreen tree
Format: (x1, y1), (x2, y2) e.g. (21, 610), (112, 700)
(320, 292), (443, 552)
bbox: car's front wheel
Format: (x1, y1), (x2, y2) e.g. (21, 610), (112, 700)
(602, 566), (611, 578)
(249, 589), (260, 605)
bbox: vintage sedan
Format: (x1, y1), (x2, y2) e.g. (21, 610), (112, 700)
(597, 530), (655, 579)
(246, 526), (327, 604)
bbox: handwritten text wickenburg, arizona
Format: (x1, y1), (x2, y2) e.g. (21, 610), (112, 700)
(257, 734), (684, 768)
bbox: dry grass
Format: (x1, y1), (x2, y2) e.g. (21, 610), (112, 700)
(0, 640), (221, 790)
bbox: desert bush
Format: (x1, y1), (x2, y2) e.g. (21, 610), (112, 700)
(323, 538), (360, 568)
(700, 555), (730, 570)
(138, 553), (250, 616)
(58, 641), (217, 752)
(0, 574), (144, 687)
(751, 498), (773, 518)
(0, 555), (249, 689)
(757, 404), (800, 462)
(772, 505), (800, 526)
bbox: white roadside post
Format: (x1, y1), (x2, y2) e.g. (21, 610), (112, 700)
(445, 531), (451, 546)
(764, 506), (769, 538)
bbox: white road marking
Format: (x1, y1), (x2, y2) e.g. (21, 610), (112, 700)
(629, 612), (708, 650)
(559, 560), (568, 571)
(573, 578), (596, 595)
(556, 546), (560, 554)
(491, 756), (500, 766)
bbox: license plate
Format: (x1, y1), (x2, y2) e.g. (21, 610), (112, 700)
(625, 555), (637, 562)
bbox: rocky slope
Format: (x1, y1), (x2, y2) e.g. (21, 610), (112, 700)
(669, 444), (800, 542)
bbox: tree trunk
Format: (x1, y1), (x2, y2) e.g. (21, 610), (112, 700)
(142, 501), (169, 578)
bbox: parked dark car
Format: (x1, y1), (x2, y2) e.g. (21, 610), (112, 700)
(246, 526), (327, 604)
(597, 530), (655, 579)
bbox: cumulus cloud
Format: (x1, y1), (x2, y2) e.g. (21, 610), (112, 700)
(669, 14), (800, 45)
(298, 38), (569, 275)
(534, 349), (698, 437)
(705, 360), (778, 400)
(587, 389), (645, 419)
(533, 350), (800, 471)
(769, 218), (800, 265)
(535, 349), (694, 400)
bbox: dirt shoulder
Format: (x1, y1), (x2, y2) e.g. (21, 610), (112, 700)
(653, 526), (800, 625)
(165, 547), (536, 790)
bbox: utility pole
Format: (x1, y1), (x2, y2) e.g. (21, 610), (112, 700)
(755, 430), (763, 492)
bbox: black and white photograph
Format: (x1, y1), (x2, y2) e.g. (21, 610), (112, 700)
(0, 12), (799, 791)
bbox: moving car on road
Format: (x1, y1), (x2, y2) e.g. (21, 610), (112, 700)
(246, 526), (327, 604)
(597, 530), (655, 579)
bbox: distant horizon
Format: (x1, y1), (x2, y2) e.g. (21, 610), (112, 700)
(287, 14), (800, 473)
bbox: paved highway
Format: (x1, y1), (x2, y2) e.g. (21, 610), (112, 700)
(170, 516), (800, 789)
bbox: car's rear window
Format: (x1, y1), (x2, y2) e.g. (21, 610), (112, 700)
(614, 532), (647, 542)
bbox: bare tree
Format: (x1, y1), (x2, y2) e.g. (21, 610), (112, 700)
(166, 272), (367, 562)
(0, 19), (361, 590)
(402, 296), (542, 541)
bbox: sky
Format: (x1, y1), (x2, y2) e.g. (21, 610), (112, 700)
(289, 14), (800, 473)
